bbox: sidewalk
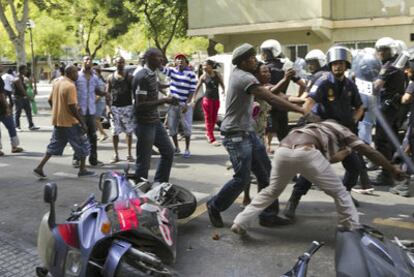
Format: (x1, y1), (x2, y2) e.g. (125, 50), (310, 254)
(0, 231), (40, 277)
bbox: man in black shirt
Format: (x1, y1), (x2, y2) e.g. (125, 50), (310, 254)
(132, 48), (179, 182)
(107, 56), (135, 163)
(13, 65), (39, 131)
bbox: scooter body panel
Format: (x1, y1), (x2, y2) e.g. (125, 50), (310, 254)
(336, 228), (414, 277)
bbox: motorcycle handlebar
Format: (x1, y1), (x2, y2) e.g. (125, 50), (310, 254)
(305, 241), (324, 257)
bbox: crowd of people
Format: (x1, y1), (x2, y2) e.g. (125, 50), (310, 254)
(0, 36), (412, 236)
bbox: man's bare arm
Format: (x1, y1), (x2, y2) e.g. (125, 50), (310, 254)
(251, 85), (304, 114)
(354, 143), (405, 180)
(303, 97), (316, 114)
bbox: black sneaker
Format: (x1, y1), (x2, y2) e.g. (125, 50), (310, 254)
(33, 169), (47, 180)
(78, 170), (96, 178)
(206, 202), (223, 228)
(259, 215), (291, 227)
(29, 125), (40, 131)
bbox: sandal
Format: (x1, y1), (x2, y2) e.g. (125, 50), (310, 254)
(211, 141), (221, 147)
(126, 155), (135, 162)
(110, 155), (120, 164)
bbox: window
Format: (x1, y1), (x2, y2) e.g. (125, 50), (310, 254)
(285, 44), (309, 61)
(335, 41), (376, 50)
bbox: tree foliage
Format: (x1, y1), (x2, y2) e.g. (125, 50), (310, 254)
(123, 0), (188, 56)
(0, 0), (29, 65)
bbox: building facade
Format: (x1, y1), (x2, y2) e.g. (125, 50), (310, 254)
(187, 0), (414, 60)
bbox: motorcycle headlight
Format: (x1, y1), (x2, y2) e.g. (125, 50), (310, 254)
(64, 249), (82, 276)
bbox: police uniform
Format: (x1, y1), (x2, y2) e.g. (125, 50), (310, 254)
(266, 59), (300, 140)
(309, 72), (362, 130)
(293, 72), (363, 197)
(375, 58), (406, 162)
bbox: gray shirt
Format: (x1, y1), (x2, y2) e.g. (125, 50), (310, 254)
(220, 67), (260, 133)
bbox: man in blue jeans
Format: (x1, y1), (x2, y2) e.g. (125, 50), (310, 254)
(0, 77), (23, 156)
(132, 48), (179, 182)
(206, 43), (304, 228)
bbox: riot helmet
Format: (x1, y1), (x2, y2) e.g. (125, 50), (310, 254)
(375, 37), (397, 56)
(326, 45), (352, 69)
(394, 40), (407, 55)
(305, 49), (327, 67)
(260, 39), (282, 60)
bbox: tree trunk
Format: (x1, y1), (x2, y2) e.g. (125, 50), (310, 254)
(14, 36), (26, 66)
(207, 39), (218, 57)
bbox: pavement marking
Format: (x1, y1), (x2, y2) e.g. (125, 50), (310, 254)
(53, 172), (79, 178)
(373, 218), (414, 230)
(192, 191), (210, 202)
(0, 163), (9, 167)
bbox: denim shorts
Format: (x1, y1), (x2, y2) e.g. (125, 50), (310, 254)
(47, 125), (90, 157)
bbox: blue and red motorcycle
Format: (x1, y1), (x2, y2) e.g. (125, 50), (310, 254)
(36, 170), (197, 277)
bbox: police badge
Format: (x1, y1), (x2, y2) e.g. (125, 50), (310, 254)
(328, 88), (335, 101)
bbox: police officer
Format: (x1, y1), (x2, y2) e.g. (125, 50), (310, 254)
(303, 49), (329, 93)
(284, 45), (364, 219)
(260, 39), (307, 153)
(373, 37), (406, 186)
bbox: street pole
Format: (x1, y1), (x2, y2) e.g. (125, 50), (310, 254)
(26, 20), (37, 95)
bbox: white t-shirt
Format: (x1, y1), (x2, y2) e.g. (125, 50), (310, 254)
(1, 73), (16, 92)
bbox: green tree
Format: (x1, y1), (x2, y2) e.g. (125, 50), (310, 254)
(0, 0), (30, 65)
(124, 0), (187, 56)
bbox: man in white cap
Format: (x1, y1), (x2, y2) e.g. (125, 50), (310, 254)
(206, 43), (304, 228)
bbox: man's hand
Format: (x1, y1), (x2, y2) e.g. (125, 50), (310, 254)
(391, 167), (408, 181)
(182, 104), (188, 114)
(164, 96), (179, 106)
(284, 68), (295, 80)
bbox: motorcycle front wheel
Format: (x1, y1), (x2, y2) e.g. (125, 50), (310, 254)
(164, 185), (197, 219)
(116, 252), (176, 277)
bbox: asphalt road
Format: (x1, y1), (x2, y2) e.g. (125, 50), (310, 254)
(0, 86), (413, 276)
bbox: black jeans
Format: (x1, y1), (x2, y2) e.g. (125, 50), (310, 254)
(14, 97), (33, 128)
(375, 108), (399, 161)
(73, 114), (97, 164)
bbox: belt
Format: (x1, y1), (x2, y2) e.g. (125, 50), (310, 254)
(220, 130), (249, 137)
(279, 143), (315, 150)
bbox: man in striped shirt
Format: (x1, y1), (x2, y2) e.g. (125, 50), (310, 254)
(162, 54), (197, 158)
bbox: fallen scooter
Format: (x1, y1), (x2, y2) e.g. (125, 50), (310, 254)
(282, 225), (414, 277)
(36, 170), (197, 277)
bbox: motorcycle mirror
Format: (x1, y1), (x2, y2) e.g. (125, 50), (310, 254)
(44, 183), (57, 204)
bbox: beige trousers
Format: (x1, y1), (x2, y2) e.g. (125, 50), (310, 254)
(234, 146), (360, 230)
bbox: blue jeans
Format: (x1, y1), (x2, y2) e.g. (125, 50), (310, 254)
(135, 120), (174, 183)
(209, 132), (279, 218)
(0, 114), (19, 149)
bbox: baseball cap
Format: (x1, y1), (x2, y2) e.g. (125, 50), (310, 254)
(232, 43), (256, 65)
(174, 53), (187, 60)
